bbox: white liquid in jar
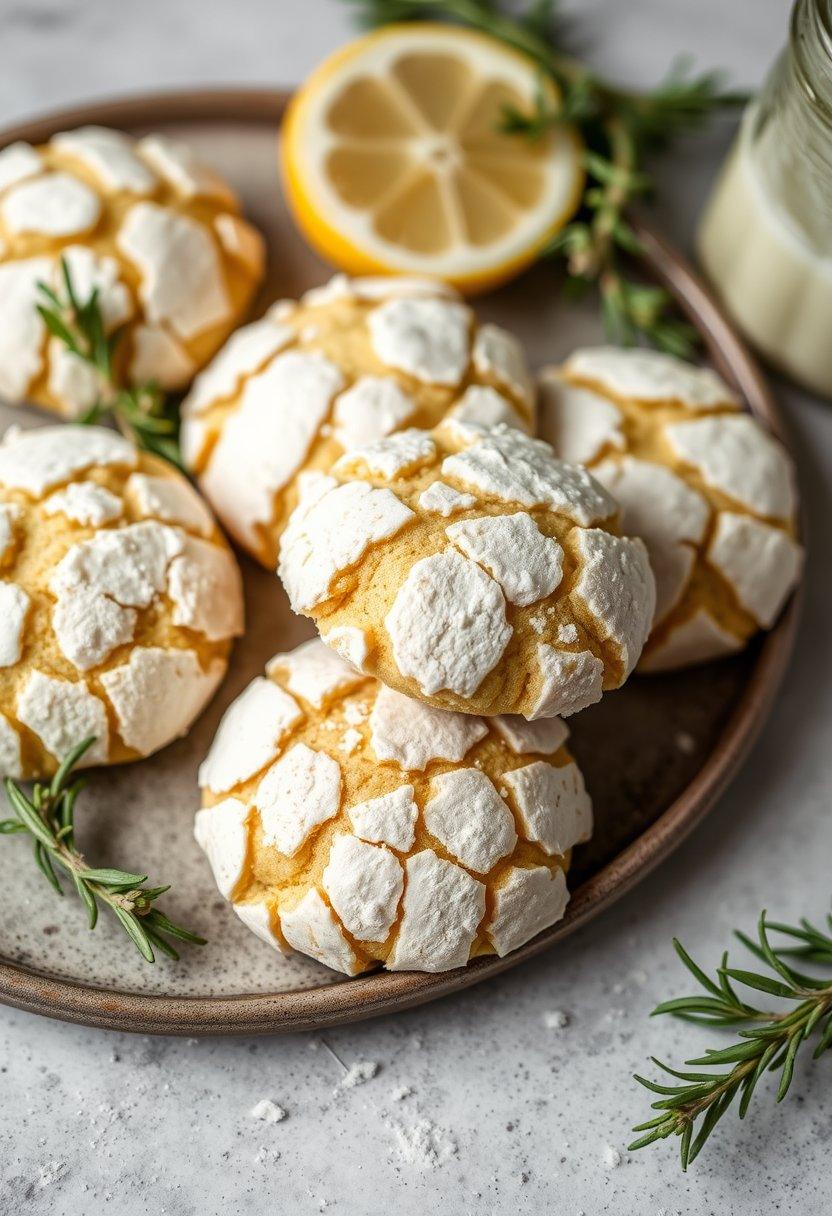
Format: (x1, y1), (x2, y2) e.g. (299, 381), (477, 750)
(697, 108), (832, 398)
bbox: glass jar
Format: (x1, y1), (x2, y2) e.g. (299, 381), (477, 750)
(697, 0), (832, 397)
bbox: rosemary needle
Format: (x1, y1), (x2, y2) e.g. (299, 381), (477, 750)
(36, 257), (183, 467)
(630, 911), (832, 1170)
(0, 738), (205, 964)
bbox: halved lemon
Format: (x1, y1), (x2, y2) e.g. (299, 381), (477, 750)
(281, 24), (584, 295)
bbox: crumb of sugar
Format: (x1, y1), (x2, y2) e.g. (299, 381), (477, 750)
(250, 1099), (287, 1123)
(389, 1118), (458, 1169)
(254, 1146), (281, 1164)
(343, 700), (368, 726)
(337, 1060), (379, 1091)
(391, 1085), (414, 1102)
(38, 1161), (68, 1188)
(601, 1145), (622, 1170)
(543, 1009), (569, 1030)
(339, 727), (362, 755)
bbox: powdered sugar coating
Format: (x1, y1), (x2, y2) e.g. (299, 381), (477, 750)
(234, 901), (285, 954)
(423, 769), (516, 873)
(124, 473), (214, 536)
(449, 385), (528, 434)
(0, 142), (43, 192)
(167, 536), (244, 640)
(101, 647), (224, 755)
(347, 785), (418, 851)
(128, 325), (196, 390)
(334, 430), (436, 481)
(493, 715), (569, 756)
(665, 414), (796, 519)
(322, 834), (403, 942)
(200, 351), (345, 548)
(198, 678), (303, 794)
(472, 324), (534, 406)
(571, 530), (655, 676)
(256, 743), (342, 856)
(487, 865), (569, 956)
(441, 425), (615, 527)
(418, 481), (476, 516)
(17, 671), (109, 767)
(280, 888), (361, 975)
(0, 425), (136, 495)
(707, 513), (803, 628)
(194, 798), (250, 900)
(369, 685), (487, 771)
(117, 202), (231, 340)
(0, 504), (20, 564)
(368, 298), (471, 386)
(0, 258), (52, 401)
(639, 609), (743, 673)
(322, 625), (369, 671)
(2, 171), (100, 236)
(281, 480), (414, 613)
(503, 760), (592, 855)
(446, 513), (563, 607)
(0, 582), (28, 666)
(592, 457), (709, 625)
(385, 549), (512, 697)
(42, 482), (123, 527)
(388, 850), (485, 972)
(0, 711), (22, 778)
(266, 638), (365, 708)
(538, 375), (625, 465)
(532, 645), (604, 719)
(331, 376), (416, 450)
(137, 134), (237, 206)
(184, 318), (294, 417)
(52, 126), (156, 195)
(565, 346), (739, 409)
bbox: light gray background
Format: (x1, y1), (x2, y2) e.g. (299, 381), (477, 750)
(1, 2), (830, 1213)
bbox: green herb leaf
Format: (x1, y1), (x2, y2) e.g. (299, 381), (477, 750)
(0, 739), (205, 964)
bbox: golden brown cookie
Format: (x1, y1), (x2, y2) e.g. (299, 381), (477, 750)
(196, 639), (591, 975)
(0, 424), (243, 778)
(538, 347), (803, 670)
(278, 420), (656, 719)
(0, 127), (264, 417)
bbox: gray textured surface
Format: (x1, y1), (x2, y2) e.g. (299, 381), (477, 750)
(1, 1), (830, 1213)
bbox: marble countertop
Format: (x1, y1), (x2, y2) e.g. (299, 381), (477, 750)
(1, 2), (829, 1213)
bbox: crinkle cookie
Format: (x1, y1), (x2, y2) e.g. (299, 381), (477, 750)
(0, 424), (244, 778)
(179, 273), (535, 568)
(195, 639), (591, 975)
(538, 347), (803, 671)
(278, 421), (655, 719)
(0, 127), (264, 417)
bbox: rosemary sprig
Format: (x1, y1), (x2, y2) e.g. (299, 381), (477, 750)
(341, 0), (747, 354)
(630, 911), (832, 1170)
(37, 258), (183, 467)
(0, 738), (205, 963)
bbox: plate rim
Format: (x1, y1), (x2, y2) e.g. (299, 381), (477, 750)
(0, 86), (802, 1035)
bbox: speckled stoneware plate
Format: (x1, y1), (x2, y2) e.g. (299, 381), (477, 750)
(0, 89), (802, 1035)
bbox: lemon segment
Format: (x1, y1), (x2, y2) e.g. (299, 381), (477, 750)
(281, 24), (584, 294)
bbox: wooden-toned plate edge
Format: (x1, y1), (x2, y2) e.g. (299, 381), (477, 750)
(0, 88), (802, 1035)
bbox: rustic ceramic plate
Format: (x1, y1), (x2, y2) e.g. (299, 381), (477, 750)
(0, 89), (801, 1035)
